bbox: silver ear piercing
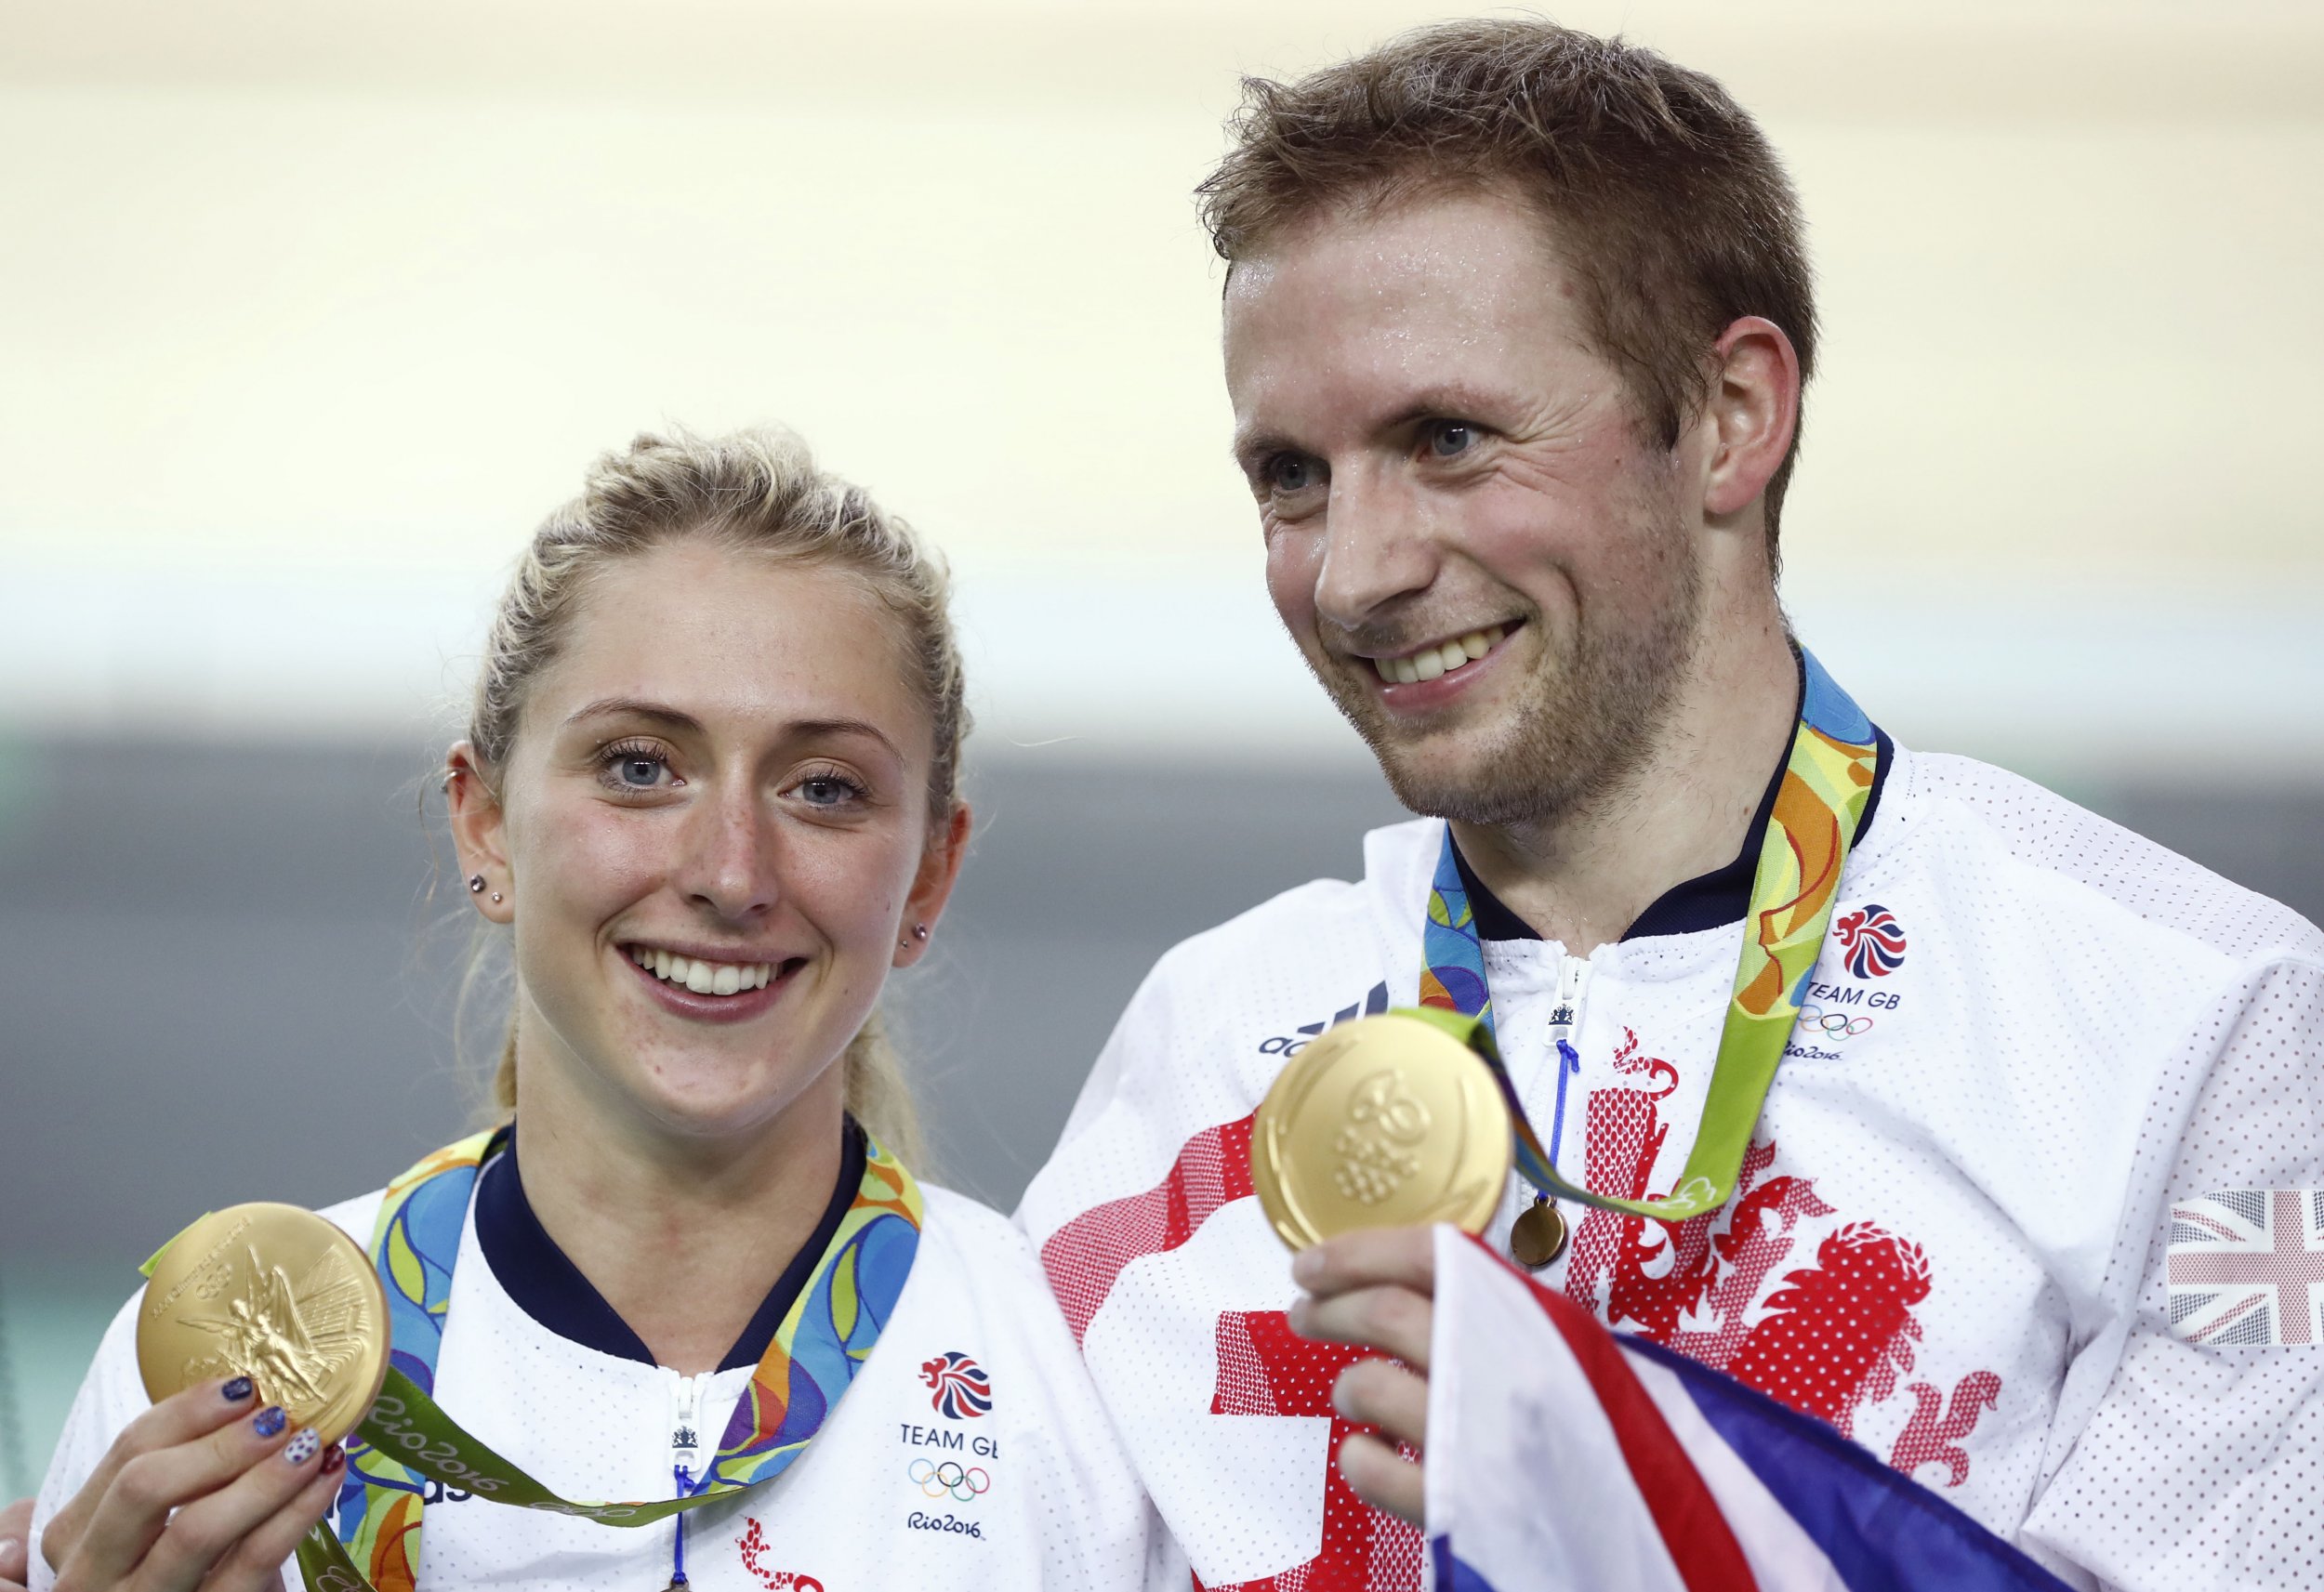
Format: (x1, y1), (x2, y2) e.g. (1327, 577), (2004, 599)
(469, 875), (485, 894)
(912, 924), (930, 941)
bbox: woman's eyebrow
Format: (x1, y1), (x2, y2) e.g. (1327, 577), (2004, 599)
(564, 697), (702, 734)
(564, 700), (902, 759)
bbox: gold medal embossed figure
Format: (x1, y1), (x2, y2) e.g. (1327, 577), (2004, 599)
(136, 1204), (389, 1448)
(1252, 1011), (1511, 1249)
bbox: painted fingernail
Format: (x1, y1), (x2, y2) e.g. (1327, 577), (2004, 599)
(283, 1428), (319, 1466)
(252, 1405), (287, 1439)
(322, 1444), (346, 1475)
(221, 1375), (255, 1402)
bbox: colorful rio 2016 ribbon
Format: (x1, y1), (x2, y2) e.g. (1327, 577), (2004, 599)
(295, 1125), (921, 1592)
(1415, 648), (1881, 1223)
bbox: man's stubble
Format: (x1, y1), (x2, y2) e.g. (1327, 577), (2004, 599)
(1313, 520), (1706, 831)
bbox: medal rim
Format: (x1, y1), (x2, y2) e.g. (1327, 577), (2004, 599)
(136, 1201), (390, 1446)
(1252, 1012), (1513, 1252)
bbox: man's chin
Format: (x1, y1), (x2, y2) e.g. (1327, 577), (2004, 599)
(1347, 717), (1519, 823)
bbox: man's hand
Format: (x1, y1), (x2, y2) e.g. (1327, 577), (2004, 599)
(0, 1495), (33, 1592)
(1286, 1223), (1437, 1527)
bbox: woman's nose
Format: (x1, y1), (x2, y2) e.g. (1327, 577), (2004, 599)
(678, 788), (779, 920)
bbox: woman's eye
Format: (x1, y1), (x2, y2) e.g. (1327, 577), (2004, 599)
(598, 745), (680, 792)
(795, 774), (865, 809)
(1426, 421), (1476, 458)
(1264, 454), (1322, 494)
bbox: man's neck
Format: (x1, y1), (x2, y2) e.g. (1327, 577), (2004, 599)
(1450, 606), (1798, 954)
(509, 1059), (847, 1377)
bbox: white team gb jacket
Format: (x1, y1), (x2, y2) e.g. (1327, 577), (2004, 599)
(34, 1171), (1177, 1591)
(1018, 743), (2324, 1592)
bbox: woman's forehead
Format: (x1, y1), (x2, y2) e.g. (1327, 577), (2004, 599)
(530, 542), (932, 752)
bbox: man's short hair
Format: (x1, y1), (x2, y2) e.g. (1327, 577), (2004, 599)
(1198, 19), (1816, 556)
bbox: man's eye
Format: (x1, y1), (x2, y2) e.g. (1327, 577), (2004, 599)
(1426, 421), (1476, 458)
(1264, 454), (1322, 494)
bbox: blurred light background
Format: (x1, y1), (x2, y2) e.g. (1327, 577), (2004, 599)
(3, 0), (2319, 1497)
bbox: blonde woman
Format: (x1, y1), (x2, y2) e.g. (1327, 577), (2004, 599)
(28, 429), (1169, 1591)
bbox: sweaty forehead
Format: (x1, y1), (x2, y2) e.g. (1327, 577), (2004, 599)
(1222, 191), (1588, 428)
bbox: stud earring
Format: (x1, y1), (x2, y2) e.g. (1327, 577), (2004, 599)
(912, 924), (929, 941)
(468, 875), (485, 894)
(491, 891), (503, 904)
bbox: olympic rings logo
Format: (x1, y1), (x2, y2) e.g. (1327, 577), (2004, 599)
(1797, 1005), (1872, 1038)
(909, 1458), (992, 1502)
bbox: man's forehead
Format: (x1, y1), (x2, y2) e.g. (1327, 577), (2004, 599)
(1223, 191), (1585, 437)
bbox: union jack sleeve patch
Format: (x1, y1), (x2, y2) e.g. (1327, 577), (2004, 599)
(2167, 1190), (2324, 1346)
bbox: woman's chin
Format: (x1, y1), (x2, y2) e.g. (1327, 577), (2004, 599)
(610, 1055), (838, 1143)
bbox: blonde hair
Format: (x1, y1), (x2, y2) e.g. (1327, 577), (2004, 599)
(458, 426), (970, 1166)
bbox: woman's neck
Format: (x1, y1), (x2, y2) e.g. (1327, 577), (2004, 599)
(508, 1068), (848, 1377)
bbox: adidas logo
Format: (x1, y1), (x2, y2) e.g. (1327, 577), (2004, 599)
(1255, 981), (1390, 1056)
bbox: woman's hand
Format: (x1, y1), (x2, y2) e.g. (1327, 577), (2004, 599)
(40, 1377), (342, 1590)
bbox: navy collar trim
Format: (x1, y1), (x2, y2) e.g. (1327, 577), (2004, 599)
(474, 1118), (867, 1372)
(1453, 669), (1892, 945)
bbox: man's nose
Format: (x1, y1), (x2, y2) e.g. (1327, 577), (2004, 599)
(1312, 467), (1437, 629)
(679, 783), (779, 921)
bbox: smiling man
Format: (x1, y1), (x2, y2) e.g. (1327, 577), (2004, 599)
(1017, 20), (2324, 1592)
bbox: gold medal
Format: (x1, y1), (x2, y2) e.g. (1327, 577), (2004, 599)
(1251, 1012), (1512, 1251)
(136, 1203), (390, 1445)
(1508, 1197), (1567, 1269)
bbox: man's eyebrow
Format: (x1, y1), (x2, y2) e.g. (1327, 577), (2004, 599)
(1230, 426), (1298, 470)
(1379, 386), (1505, 430)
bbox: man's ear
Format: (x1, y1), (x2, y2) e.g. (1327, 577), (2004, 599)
(894, 799), (973, 968)
(1698, 315), (1802, 521)
(445, 742), (515, 925)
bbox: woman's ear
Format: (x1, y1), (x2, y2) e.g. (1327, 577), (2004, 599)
(894, 799), (973, 968)
(445, 742), (515, 925)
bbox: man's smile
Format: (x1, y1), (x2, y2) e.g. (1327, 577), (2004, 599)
(1361, 622), (1514, 686)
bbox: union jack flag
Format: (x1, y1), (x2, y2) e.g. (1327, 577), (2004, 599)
(2167, 1189), (2324, 1346)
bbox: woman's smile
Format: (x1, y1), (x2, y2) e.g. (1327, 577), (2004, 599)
(616, 939), (807, 1024)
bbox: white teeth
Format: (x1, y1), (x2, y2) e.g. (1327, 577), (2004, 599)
(1374, 625), (1507, 686)
(632, 948), (774, 995)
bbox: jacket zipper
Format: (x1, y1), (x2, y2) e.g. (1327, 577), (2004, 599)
(1543, 953), (1592, 1173)
(669, 1372), (704, 1584)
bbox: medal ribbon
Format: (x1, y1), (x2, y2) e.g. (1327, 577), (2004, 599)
(295, 1125), (922, 1592)
(1415, 648), (1880, 1222)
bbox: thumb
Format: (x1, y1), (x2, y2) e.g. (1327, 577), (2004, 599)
(0, 1494), (28, 1588)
